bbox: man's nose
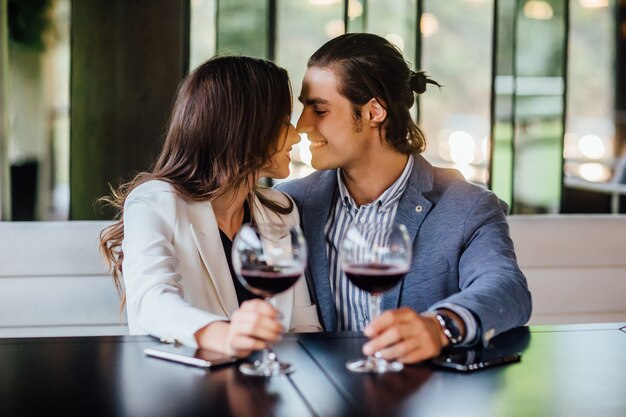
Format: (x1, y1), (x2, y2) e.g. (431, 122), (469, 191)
(296, 110), (312, 133)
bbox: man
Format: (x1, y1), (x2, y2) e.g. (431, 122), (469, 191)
(277, 33), (531, 364)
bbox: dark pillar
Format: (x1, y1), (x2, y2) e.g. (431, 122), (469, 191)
(0, 0), (10, 220)
(70, 0), (188, 219)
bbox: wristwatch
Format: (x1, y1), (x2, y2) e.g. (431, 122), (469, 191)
(433, 311), (463, 346)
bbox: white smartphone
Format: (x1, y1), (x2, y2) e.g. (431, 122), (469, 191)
(144, 344), (238, 368)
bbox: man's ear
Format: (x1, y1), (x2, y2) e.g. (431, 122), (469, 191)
(367, 98), (387, 127)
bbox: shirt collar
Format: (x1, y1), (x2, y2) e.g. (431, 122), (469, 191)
(336, 154), (414, 211)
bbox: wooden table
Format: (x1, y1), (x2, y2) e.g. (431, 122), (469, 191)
(1, 323), (625, 417)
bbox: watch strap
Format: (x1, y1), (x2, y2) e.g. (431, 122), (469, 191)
(433, 311), (463, 345)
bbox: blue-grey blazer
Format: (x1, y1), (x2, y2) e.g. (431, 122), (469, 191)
(277, 154), (532, 345)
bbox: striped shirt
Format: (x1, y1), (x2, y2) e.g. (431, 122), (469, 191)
(324, 154), (478, 344)
(325, 155), (414, 331)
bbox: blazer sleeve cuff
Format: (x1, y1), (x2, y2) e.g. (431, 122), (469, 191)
(142, 307), (228, 349)
(429, 302), (480, 347)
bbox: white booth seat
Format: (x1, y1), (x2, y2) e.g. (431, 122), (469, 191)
(508, 214), (626, 325)
(0, 221), (128, 338)
(1, 215), (624, 337)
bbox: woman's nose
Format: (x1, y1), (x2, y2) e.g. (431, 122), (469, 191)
(290, 124), (301, 144)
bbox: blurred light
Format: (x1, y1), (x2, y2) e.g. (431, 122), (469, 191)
(420, 13), (439, 37)
(325, 19), (345, 38)
(579, 0), (608, 7)
(523, 1), (554, 20)
(348, 0), (363, 19)
(191, 0), (204, 8)
(437, 129), (452, 161)
(578, 134), (605, 159)
(453, 163), (477, 181)
(579, 162), (611, 182)
(448, 131), (476, 165)
(309, 0), (341, 5)
(474, 136), (488, 164)
(563, 161), (577, 177)
(385, 33), (405, 52)
(563, 132), (579, 158)
(298, 133), (312, 166)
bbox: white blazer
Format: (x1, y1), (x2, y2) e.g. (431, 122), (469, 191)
(122, 180), (322, 347)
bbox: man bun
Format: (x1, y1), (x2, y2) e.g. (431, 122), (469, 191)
(410, 71), (441, 94)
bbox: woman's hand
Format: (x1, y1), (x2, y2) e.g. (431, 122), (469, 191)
(194, 299), (284, 357)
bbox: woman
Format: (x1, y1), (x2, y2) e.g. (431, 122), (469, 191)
(100, 56), (321, 358)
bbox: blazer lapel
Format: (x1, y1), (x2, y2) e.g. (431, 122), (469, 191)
(302, 171), (338, 331)
(188, 201), (240, 318)
(383, 154), (434, 312)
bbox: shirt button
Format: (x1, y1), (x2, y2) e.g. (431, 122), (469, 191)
(415, 205), (423, 213)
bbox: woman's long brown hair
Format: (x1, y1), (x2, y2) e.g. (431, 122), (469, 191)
(99, 56), (293, 306)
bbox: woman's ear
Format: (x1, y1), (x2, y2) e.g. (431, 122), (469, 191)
(367, 98), (387, 127)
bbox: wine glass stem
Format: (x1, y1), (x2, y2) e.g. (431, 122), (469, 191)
(369, 293), (382, 361)
(262, 348), (276, 365)
(369, 293), (381, 323)
(263, 296), (279, 367)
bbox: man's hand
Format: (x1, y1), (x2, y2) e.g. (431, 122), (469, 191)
(195, 299), (284, 358)
(362, 307), (450, 364)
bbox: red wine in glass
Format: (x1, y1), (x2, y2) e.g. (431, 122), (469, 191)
(240, 268), (302, 298)
(232, 222), (307, 377)
(340, 222), (412, 373)
(343, 263), (408, 294)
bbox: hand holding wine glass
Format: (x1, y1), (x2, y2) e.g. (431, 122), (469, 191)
(361, 306), (453, 365)
(193, 299), (283, 358)
(340, 222), (411, 373)
(232, 222), (307, 376)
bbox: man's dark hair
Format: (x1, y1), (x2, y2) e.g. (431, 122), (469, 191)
(308, 33), (439, 154)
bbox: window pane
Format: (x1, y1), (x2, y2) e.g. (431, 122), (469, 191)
(218, 0), (269, 58)
(420, 0), (494, 187)
(491, 0), (517, 206)
(276, 0), (344, 180)
(512, 0), (566, 213)
(6, 0), (70, 220)
(190, 0), (217, 70)
(358, 0), (417, 65)
(564, 1), (615, 184)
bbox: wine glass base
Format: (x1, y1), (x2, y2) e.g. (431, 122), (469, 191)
(239, 360), (294, 377)
(345, 357), (404, 373)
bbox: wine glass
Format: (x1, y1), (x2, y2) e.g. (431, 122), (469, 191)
(340, 222), (412, 373)
(232, 222), (307, 376)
